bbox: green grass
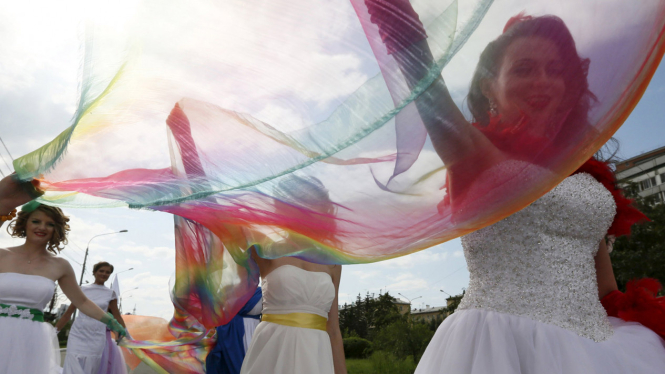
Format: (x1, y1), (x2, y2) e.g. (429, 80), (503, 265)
(346, 353), (416, 374)
(346, 358), (373, 374)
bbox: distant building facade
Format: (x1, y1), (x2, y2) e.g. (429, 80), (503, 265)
(409, 294), (463, 322)
(338, 295), (412, 315)
(393, 298), (411, 315)
(615, 145), (665, 203)
(410, 305), (446, 322)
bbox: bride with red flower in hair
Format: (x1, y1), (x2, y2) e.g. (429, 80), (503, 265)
(363, 1), (665, 373)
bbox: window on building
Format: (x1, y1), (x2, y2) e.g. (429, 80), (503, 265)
(640, 177), (657, 191)
(660, 173), (665, 185)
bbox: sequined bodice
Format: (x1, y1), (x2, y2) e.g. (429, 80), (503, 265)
(458, 173), (616, 341)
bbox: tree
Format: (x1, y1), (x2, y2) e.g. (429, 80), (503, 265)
(373, 317), (434, 364)
(610, 183), (665, 292)
(339, 291), (402, 340)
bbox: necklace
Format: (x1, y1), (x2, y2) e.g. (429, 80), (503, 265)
(23, 250), (42, 264)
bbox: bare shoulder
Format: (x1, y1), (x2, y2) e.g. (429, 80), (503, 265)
(50, 256), (74, 275)
(328, 264), (342, 284)
(0, 247), (18, 261)
(330, 264), (342, 276)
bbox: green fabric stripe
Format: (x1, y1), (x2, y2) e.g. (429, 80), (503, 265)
(0, 303), (45, 322)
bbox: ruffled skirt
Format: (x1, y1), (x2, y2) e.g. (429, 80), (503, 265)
(63, 329), (127, 374)
(240, 321), (334, 374)
(0, 317), (61, 374)
(415, 309), (665, 374)
(63, 352), (102, 374)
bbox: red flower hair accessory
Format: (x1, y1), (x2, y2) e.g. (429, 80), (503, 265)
(503, 12), (533, 33)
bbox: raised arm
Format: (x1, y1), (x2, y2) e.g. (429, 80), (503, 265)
(0, 174), (42, 226)
(364, 0), (502, 195)
(396, 43), (502, 188)
(327, 265), (347, 374)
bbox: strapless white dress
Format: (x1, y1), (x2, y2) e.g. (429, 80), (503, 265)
(240, 265), (335, 374)
(0, 272), (61, 374)
(416, 173), (665, 374)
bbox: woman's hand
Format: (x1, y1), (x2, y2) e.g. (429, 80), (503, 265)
(0, 174), (42, 213)
(101, 312), (128, 340)
(365, 0), (427, 55)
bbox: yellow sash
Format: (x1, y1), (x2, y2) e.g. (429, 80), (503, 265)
(262, 312), (327, 331)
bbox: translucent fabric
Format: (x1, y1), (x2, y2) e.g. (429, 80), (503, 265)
(13, 0), (665, 371)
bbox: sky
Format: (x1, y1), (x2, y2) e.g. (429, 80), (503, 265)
(1, 0), (664, 320)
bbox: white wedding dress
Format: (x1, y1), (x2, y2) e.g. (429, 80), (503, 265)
(415, 173), (665, 373)
(240, 265), (335, 374)
(0, 272), (61, 374)
(63, 284), (126, 374)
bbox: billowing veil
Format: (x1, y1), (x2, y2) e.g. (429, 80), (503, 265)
(13, 0), (665, 371)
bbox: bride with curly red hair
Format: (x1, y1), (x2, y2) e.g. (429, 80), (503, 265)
(364, 2), (665, 373)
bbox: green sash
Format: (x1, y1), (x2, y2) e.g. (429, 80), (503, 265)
(0, 303), (45, 322)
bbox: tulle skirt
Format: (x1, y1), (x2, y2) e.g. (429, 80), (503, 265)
(240, 321), (334, 374)
(63, 329), (127, 374)
(415, 309), (665, 374)
(0, 317), (61, 374)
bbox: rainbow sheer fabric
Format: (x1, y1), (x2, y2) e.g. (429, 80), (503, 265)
(13, 0), (665, 371)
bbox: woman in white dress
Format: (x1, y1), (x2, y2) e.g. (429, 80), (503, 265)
(56, 261), (128, 374)
(240, 176), (347, 374)
(363, 3), (665, 373)
(0, 175), (126, 374)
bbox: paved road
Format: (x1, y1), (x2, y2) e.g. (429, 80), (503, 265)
(60, 349), (158, 374)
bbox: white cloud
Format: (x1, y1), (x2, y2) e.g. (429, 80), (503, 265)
(379, 250), (451, 269)
(116, 244), (175, 259)
(349, 270), (380, 280)
(386, 273), (429, 292)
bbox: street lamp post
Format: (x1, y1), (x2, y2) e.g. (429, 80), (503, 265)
(116, 268), (134, 276)
(79, 230), (128, 286)
(119, 287), (139, 314)
(73, 230), (128, 321)
(111, 268), (134, 287)
(398, 293), (422, 312)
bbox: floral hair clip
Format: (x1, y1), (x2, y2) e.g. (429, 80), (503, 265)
(503, 12), (533, 33)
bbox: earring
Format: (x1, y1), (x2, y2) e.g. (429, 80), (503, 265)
(489, 99), (498, 117)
